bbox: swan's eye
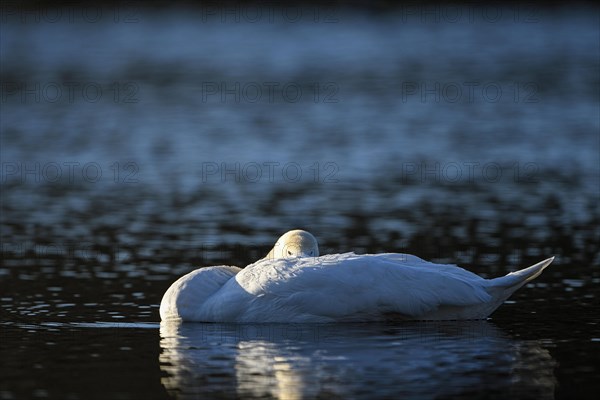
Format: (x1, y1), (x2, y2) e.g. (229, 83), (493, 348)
(287, 250), (292, 256)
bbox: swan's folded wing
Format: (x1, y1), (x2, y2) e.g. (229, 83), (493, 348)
(378, 259), (493, 316)
(234, 254), (492, 321)
(374, 253), (486, 281)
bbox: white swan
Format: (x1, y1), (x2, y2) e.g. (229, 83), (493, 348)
(159, 230), (554, 323)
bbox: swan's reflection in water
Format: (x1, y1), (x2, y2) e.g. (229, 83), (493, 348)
(160, 321), (556, 399)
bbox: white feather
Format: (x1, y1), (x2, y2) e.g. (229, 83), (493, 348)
(159, 265), (241, 321)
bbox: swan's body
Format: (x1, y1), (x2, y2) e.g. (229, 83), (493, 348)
(160, 231), (554, 323)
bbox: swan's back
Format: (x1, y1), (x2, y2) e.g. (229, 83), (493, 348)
(202, 253), (493, 322)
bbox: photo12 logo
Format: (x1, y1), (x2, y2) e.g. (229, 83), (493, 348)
(201, 162), (340, 184)
(399, 162), (539, 184)
(183, 323), (338, 345)
(199, 3), (339, 23)
(200, 82), (339, 104)
(0, 81), (139, 104)
(0, 3), (141, 24)
(397, 4), (541, 23)
(1, 161), (139, 184)
(1, 241), (122, 263)
(400, 81), (539, 103)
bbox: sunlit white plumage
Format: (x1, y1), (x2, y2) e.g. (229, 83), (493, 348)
(159, 230), (554, 322)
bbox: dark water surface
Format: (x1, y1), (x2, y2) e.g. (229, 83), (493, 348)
(1, 4), (599, 399)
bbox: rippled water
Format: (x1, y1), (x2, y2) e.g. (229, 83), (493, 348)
(160, 321), (558, 399)
(1, 3), (599, 399)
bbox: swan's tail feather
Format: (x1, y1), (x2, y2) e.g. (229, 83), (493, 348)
(489, 257), (555, 289)
(484, 257), (555, 313)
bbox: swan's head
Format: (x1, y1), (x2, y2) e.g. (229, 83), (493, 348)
(265, 229), (319, 259)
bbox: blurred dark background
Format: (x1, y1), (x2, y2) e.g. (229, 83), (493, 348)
(2, 1), (598, 268)
(0, 2), (599, 398)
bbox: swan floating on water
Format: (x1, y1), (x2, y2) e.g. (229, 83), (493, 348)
(160, 230), (554, 323)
